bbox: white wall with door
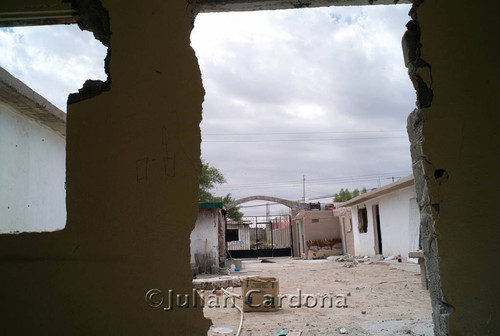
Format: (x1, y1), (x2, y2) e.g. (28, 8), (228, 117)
(348, 180), (420, 259)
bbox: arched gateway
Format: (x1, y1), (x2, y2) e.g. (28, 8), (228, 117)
(226, 195), (310, 218)
(225, 196), (310, 259)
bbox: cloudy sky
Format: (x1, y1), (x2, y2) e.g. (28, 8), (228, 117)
(0, 4), (415, 216)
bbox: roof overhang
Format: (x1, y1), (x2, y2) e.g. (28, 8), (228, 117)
(339, 174), (414, 207)
(0, 67), (66, 138)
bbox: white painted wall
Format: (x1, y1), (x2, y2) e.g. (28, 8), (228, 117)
(351, 186), (420, 259)
(0, 102), (66, 233)
(190, 208), (220, 273)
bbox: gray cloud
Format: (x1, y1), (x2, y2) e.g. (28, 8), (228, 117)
(0, 25), (107, 111)
(193, 5), (415, 215)
(0, 5), (414, 216)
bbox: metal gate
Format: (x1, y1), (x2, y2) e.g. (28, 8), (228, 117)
(226, 215), (293, 258)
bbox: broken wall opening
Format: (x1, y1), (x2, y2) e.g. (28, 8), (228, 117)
(0, 24), (107, 233)
(191, 4), (434, 333)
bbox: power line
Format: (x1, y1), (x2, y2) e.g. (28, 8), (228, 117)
(215, 171), (412, 191)
(203, 136), (406, 143)
(203, 130), (406, 136)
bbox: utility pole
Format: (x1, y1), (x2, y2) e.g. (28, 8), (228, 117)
(302, 175), (306, 203)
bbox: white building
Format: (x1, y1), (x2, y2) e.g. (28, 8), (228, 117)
(190, 202), (226, 274)
(0, 67), (66, 233)
(339, 175), (420, 260)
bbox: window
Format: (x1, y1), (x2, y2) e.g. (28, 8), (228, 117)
(311, 218), (320, 223)
(226, 229), (239, 242)
(358, 208), (368, 233)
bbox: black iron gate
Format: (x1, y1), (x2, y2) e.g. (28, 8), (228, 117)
(226, 215), (293, 258)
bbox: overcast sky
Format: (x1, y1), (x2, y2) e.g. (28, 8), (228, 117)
(0, 4), (415, 217)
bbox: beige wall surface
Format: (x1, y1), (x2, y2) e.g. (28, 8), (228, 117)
(0, 0), (499, 335)
(415, 1), (499, 334)
(0, 0), (210, 334)
(303, 212), (341, 241)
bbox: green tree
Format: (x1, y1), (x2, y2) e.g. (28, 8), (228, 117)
(199, 159), (243, 221)
(333, 186), (368, 202)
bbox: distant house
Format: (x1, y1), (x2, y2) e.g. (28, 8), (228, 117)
(190, 202), (226, 274)
(226, 218), (252, 251)
(339, 175), (420, 260)
(0, 67), (66, 233)
(292, 210), (343, 259)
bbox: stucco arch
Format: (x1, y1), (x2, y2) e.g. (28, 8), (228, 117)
(226, 195), (309, 217)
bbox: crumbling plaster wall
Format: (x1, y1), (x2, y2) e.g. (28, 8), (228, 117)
(0, 0), (210, 334)
(191, 208), (222, 274)
(405, 0), (499, 335)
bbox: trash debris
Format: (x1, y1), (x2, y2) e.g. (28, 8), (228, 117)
(274, 330), (302, 336)
(385, 255), (397, 260)
(212, 327), (233, 334)
(408, 258), (419, 264)
(339, 327), (348, 334)
(344, 259), (358, 268)
(361, 311), (367, 314)
(336, 257), (345, 262)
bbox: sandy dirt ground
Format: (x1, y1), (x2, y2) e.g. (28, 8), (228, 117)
(201, 257), (433, 336)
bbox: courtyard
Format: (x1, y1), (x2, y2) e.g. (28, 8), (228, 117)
(202, 257), (433, 336)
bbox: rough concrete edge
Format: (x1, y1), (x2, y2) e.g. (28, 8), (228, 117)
(191, 0), (411, 13)
(0, 66), (66, 138)
(404, 2), (452, 334)
(62, 0), (111, 104)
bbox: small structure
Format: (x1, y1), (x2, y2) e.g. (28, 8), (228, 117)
(339, 175), (420, 260)
(226, 218), (252, 250)
(0, 67), (66, 233)
(190, 202), (226, 274)
(292, 210), (343, 259)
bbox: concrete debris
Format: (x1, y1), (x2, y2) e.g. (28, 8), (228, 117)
(192, 276), (244, 290)
(212, 327), (233, 334)
(344, 259), (358, 268)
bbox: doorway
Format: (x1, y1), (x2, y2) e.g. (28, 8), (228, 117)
(373, 204), (383, 255)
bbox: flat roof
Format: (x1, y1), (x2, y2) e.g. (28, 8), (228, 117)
(339, 174), (414, 207)
(0, 66), (66, 138)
